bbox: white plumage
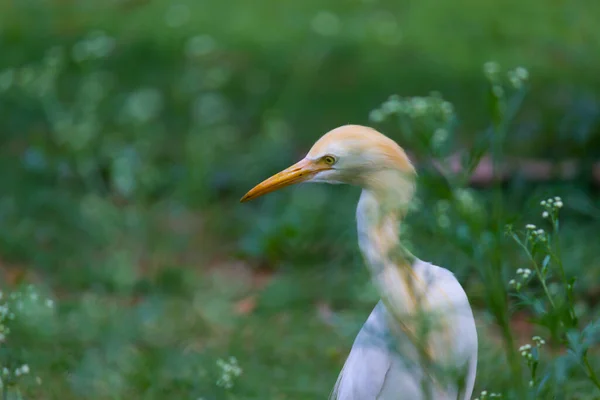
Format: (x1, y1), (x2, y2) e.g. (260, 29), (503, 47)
(331, 260), (478, 400)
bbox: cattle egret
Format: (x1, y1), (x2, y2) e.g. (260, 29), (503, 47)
(241, 125), (478, 399)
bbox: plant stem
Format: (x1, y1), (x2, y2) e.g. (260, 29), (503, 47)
(514, 240), (557, 310)
(551, 220), (577, 325)
(583, 351), (600, 390)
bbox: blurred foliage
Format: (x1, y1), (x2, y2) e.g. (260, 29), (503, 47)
(0, 0), (599, 399)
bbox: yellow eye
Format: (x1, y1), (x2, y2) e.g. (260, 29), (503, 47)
(323, 155), (336, 165)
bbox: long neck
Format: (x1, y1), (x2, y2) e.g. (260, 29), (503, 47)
(356, 170), (416, 270)
(356, 169), (420, 313)
(356, 190), (415, 275)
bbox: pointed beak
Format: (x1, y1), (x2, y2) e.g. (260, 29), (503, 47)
(240, 158), (327, 202)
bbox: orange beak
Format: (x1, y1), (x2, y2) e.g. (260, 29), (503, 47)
(240, 158), (328, 202)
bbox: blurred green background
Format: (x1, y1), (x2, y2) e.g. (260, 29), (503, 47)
(0, 0), (599, 399)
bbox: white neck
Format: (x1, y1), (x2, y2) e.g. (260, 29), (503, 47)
(356, 169), (420, 316)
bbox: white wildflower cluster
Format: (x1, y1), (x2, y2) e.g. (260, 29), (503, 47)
(71, 31), (115, 63)
(369, 92), (454, 124)
(483, 61), (529, 95)
(519, 336), (545, 361)
(540, 196), (563, 220)
(507, 66), (529, 89)
(532, 335), (546, 346)
(474, 389), (502, 400)
(0, 290), (15, 343)
(517, 268), (532, 279)
(524, 223), (547, 243)
(519, 335), (545, 389)
(0, 364), (32, 390)
(509, 267), (533, 291)
(216, 356), (242, 389)
(483, 61), (501, 81)
(519, 343), (534, 359)
(483, 61), (504, 100)
(14, 364), (30, 377)
(0, 286), (54, 343)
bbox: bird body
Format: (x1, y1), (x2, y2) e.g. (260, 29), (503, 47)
(331, 262), (477, 400)
(241, 125), (478, 399)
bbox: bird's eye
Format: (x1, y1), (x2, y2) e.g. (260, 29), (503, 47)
(323, 155), (337, 165)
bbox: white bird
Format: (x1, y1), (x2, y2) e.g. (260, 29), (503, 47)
(241, 125), (478, 399)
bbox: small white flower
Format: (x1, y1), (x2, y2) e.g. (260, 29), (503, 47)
(542, 211), (549, 218)
(555, 201), (563, 208)
(532, 336), (546, 346)
(508, 72), (521, 89)
(411, 97), (428, 116)
(540, 200), (546, 206)
(536, 229), (544, 235)
(369, 109), (385, 123)
(554, 196), (561, 202)
(516, 268), (524, 274)
(509, 279), (516, 286)
(20, 365), (29, 375)
(525, 224), (536, 230)
(529, 380), (534, 387)
(46, 299), (54, 308)
(515, 67), (529, 81)
(441, 101), (454, 118)
(523, 268), (531, 275)
(432, 128), (449, 148)
(483, 61), (500, 79)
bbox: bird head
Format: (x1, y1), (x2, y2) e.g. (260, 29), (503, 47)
(240, 125), (415, 202)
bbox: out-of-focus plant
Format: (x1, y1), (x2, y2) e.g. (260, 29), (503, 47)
(0, 285), (54, 400)
(215, 356), (243, 389)
(370, 62), (600, 398)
